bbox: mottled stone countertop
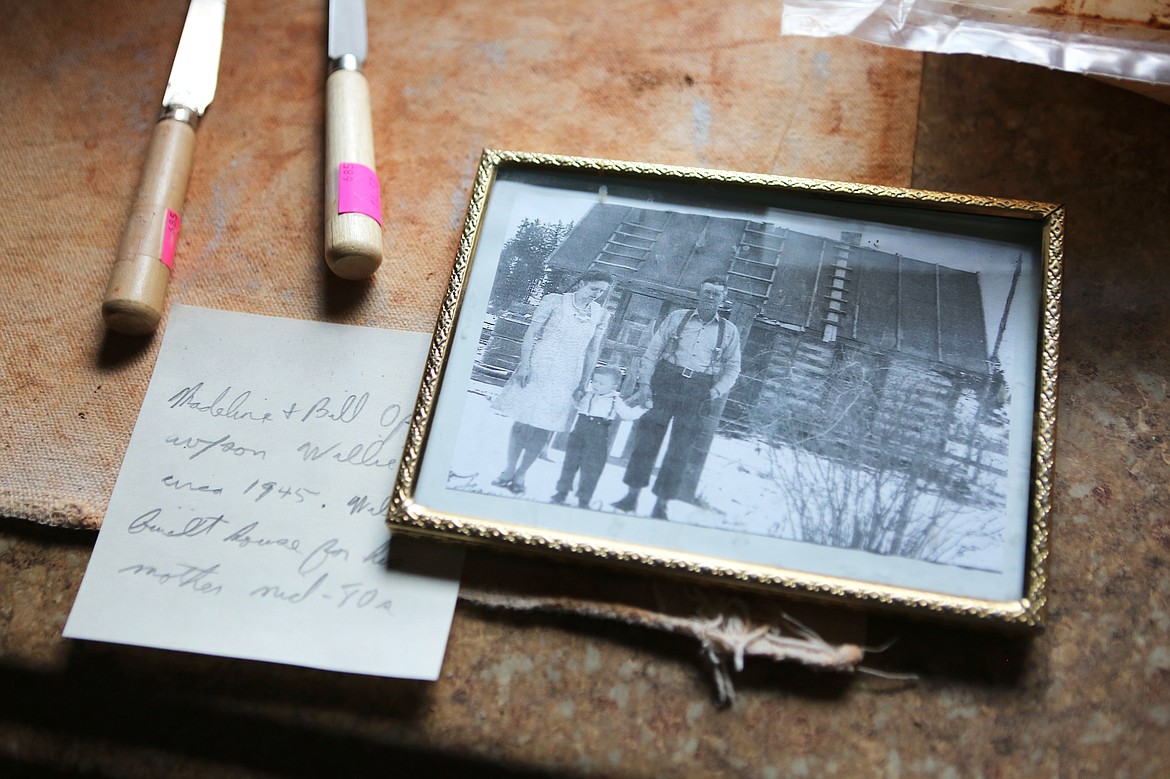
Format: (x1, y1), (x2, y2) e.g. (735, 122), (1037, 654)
(2, 0), (1169, 775)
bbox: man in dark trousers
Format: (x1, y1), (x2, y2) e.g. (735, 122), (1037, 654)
(612, 276), (742, 520)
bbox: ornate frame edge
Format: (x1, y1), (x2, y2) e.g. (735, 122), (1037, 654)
(388, 150), (1062, 628)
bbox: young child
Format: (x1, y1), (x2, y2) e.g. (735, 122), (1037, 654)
(551, 366), (645, 509)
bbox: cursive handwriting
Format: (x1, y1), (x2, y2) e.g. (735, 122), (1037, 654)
(128, 508), (228, 539)
(161, 474), (223, 495)
(337, 583), (393, 614)
(165, 433), (267, 461)
(168, 382), (273, 423)
(242, 479), (320, 504)
(118, 562), (223, 595)
(292, 401), (410, 469)
(347, 494), (391, 518)
(251, 573), (327, 604)
(378, 403), (411, 440)
(296, 431), (399, 469)
(123, 511), (361, 581)
(247, 575), (394, 614)
(363, 539), (390, 566)
(129, 380), (414, 625)
(361, 539), (409, 570)
(222, 521), (302, 554)
(282, 393), (368, 424)
(298, 538), (350, 576)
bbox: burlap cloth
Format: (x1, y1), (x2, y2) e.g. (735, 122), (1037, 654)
(0, 0), (919, 530)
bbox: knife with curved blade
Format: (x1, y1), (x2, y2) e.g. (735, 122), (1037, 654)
(102, 0), (226, 335)
(324, 0), (383, 280)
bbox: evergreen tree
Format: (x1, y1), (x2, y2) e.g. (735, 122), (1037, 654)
(488, 219), (574, 313)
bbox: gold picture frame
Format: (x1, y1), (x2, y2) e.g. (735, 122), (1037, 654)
(389, 150), (1061, 626)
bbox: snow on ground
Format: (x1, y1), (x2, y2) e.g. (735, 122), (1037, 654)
(447, 381), (1005, 571)
(446, 383), (643, 511)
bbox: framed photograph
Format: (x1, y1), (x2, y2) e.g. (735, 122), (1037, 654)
(390, 150), (1061, 625)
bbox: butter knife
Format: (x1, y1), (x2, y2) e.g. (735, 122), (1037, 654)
(102, 0), (226, 335)
(324, 0), (383, 280)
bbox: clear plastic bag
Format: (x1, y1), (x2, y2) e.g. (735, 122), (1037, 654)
(782, 0), (1170, 87)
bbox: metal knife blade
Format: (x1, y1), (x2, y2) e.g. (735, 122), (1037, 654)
(102, 0), (227, 335)
(324, 0), (382, 280)
(164, 0), (227, 121)
(328, 0), (368, 67)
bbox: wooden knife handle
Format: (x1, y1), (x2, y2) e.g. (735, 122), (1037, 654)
(102, 118), (196, 335)
(324, 67), (383, 280)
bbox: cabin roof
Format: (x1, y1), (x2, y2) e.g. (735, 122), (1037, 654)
(548, 204), (990, 373)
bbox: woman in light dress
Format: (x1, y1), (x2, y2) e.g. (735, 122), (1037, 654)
(491, 269), (614, 494)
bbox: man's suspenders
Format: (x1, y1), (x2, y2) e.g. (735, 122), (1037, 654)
(667, 310), (727, 373)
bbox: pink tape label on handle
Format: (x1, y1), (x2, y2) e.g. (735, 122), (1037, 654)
(338, 162), (383, 226)
(160, 208), (181, 270)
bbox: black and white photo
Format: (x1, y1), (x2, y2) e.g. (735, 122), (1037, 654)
(392, 152), (1061, 624)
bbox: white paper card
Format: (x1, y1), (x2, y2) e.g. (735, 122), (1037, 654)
(65, 305), (463, 680)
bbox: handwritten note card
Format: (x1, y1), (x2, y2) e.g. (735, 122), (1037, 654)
(65, 305), (463, 680)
